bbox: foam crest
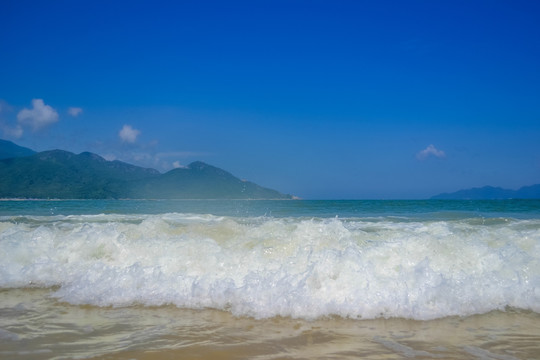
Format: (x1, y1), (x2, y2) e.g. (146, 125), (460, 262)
(1, 214), (539, 320)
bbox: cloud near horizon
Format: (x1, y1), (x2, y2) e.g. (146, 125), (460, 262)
(172, 161), (185, 168)
(119, 124), (140, 143)
(0, 100), (22, 138)
(416, 144), (446, 160)
(1, 124), (23, 139)
(68, 107), (83, 117)
(17, 99), (59, 132)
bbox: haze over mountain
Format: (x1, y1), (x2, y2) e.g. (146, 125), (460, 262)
(0, 140), (292, 199)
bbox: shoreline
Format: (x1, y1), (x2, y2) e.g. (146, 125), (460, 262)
(2, 288), (540, 360)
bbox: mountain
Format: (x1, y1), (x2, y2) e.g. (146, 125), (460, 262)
(0, 146), (292, 199)
(431, 185), (540, 199)
(516, 184), (540, 198)
(0, 150), (160, 199)
(127, 161), (288, 199)
(0, 139), (36, 159)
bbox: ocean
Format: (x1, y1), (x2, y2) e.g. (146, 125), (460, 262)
(1, 199), (539, 359)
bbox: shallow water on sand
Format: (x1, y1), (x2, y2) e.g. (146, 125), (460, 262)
(1, 288), (539, 360)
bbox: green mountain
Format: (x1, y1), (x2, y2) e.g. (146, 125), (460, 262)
(0, 150), (160, 199)
(0, 146), (291, 199)
(431, 185), (540, 199)
(127, 161), (289, 199)
(0, 139), (36, 159)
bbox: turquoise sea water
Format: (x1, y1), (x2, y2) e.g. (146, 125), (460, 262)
(2, 198), (540, 218)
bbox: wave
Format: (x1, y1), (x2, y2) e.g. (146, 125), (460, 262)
(1, 213), (539, 320)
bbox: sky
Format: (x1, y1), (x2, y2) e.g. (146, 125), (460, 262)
(1, 0), (539, 199)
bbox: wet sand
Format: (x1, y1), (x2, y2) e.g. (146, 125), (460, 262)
(1, 288), (539, 360)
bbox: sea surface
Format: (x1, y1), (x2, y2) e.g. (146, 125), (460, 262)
(1, 199), (539, 359)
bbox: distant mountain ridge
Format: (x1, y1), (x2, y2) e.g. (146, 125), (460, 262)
(431, 184), (540, 200)
(0, 140), (292, 199)
(0, 139), (36, 159)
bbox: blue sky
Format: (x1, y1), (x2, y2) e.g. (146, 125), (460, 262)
(1, 0), (539, 199)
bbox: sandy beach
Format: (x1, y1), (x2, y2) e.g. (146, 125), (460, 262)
(1, 288), (539, 360)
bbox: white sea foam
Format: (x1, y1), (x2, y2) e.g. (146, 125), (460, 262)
(1, 213), (539, 320)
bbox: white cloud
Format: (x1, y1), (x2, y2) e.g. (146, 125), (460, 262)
(119, 124), (141, 143)
(1, 124), (23, 139)
(68, 107), (83, 117)
(416, 144), (446, 160)
(172, 161), (185, 168)
(17, 99), (59, 131)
